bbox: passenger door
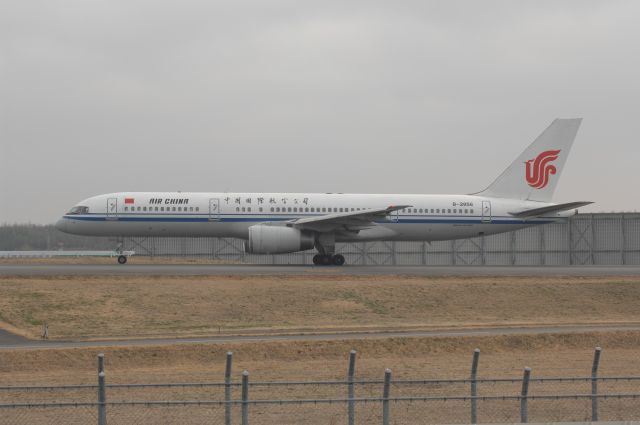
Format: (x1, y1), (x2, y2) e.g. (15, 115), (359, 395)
(107, 198), (118, 218)
(481, 200), (492, 223)
(209, 198), (220, 221)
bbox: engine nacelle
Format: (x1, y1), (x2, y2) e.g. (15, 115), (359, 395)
(244, 225), (315, 254)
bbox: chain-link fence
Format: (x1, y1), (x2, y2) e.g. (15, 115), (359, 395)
(117, 213), (640, 265)
(2, 348), (640, 424)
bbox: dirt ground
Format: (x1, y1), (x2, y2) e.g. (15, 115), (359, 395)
(0, 275), (639, 339)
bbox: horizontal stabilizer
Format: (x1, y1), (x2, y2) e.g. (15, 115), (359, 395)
(509, 201), (593, 218)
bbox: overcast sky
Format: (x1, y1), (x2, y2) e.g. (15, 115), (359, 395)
(2, 0), (639, 224)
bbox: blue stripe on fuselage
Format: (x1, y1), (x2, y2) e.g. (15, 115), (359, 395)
(62, 215), (555, 225)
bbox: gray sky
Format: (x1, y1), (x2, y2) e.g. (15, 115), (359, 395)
(2, 0), (639, 224)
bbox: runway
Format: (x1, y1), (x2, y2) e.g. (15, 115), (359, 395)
(2, 264), (640, 276)
(1, 324), (639, 350)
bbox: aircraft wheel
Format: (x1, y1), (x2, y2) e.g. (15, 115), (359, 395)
(313, 254), (324, 265)
(117, 255), (128, 265)
(332, 254), (345, 266)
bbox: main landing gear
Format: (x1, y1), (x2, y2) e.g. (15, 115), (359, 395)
(117, 255), (127, 264)
(313, 254), (345, 266)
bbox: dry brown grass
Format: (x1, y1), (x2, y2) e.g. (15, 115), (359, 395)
(0, 275), (639, 339)
(1, 332), (640, 385)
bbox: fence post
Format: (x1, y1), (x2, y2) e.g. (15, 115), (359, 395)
(225, 352), (233, 425)
(470, 348), (480, 424)
(348, 350), (357, 425)
(97, 353), (105, 374)
(241, 370), (249, 425)
(591, 347), (602, 421)
(98, 370), (107, 425)
(382, 368), (392, 425)
(520, 367), (531, 423)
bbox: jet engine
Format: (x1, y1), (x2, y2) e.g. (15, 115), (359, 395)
(244, 225), (315, 254)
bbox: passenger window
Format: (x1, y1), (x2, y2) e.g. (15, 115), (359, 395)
(271, 207), (274, 212)
(259, 207), (263, 212)
(453, 209), (456, 213)
(196, 207), (199, 212)
(293, 207), (298, 212)
(190, 207), (193, 211)
(470, 209), (474, 214)
(124, 206), (128, 211)
(448, 209), (451, 213)
(431, 209), (434, 214)
(465, 209), (468, 214)
(178, 207), (182, 211)
(322, 208), (326, 212)
(137, 207), (141, 211)
(305, 207), (309, 212)
(276, 207), (280, 212)
(236, 207), (240, 212)
(248, 207), (251, 212)
(288, 207), (292, 212)
(155, 207), (158, 211)
(241, 207), (245, 212)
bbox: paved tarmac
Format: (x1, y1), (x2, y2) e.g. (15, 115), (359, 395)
(2, 264), (640, 276)
(1, 324), (640, 350)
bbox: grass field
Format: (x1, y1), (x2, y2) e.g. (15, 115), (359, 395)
(2, 274), (640, 423)
(2, 332), (640, 383)
(3, 332), (640, 424)
(0, 275), (639, 339)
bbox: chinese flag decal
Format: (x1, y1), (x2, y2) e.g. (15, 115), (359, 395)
(125, 198), (135, 204)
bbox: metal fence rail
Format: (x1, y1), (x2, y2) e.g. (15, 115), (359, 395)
(118, 213), (640, 265)
(3, 347), (640, 424)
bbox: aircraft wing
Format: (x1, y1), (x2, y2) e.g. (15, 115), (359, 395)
(508, 201), (593, 218)
(289, 205), (411, 232)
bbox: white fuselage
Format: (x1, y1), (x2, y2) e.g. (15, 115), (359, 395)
(56, 192), (570, 242)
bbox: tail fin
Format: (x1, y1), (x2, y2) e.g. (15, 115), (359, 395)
(474, 118), (582, 202)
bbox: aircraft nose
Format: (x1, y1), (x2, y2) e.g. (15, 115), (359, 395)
(55, 218), (67, 232)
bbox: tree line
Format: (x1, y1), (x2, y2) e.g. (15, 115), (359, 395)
(0, 224), (114, 251)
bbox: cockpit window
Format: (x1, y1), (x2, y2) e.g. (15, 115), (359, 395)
(67, 206), (89, 215)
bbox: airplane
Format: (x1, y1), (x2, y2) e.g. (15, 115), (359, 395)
(56, 118), (592, 265)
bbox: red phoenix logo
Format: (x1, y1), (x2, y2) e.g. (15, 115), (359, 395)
(525, 150), (561, 189)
